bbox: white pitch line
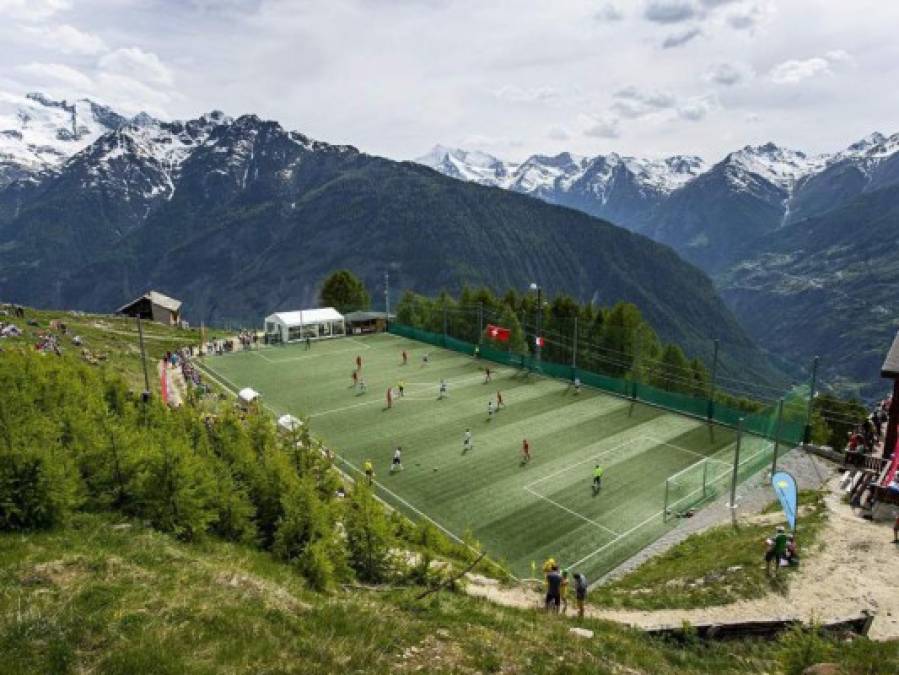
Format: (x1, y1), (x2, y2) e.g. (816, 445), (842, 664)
(524, 437), (644, 489)
(524, 487), (621, 537)
(198, 358), (517, 580)
(568, 506), (667, 572)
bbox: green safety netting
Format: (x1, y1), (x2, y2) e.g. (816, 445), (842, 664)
(388, 322), (807, 448)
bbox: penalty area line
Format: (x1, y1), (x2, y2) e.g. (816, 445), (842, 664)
(524, 487), (621, 537)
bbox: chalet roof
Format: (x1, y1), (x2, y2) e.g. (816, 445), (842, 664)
(116, 290), (182, 314)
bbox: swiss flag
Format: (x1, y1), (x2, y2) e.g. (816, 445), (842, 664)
(535, 336), (545, 348)
(486, 324), (511, 342)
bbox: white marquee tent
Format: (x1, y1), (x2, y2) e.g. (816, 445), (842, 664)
(264, 307), (345, 344)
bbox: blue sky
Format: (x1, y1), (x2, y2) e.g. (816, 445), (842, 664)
(1, 0), (897, 162)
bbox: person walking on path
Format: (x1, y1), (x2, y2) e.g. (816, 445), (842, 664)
(363, 459), (374, 486)
(573, 572), (588, 619)
(545, 565), (563, 613)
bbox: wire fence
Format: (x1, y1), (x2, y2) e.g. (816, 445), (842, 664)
(389, 317), (809, 448)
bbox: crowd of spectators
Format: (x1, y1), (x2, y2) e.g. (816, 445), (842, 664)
(845, 396), (890, 455)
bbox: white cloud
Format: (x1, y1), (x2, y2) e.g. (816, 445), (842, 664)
(495, 85), (560, 104)
(579, 113), (620, 138)
(705, 62), (753, 85)
(611, 86), (677, 118)
(546, 124), (571, 140)
(16, 62), (93, 90)
(769, 51), (849, 85)
(0, 0), (70, 21)
(98, 47), (174, 87)
(21, 24), (107, 55)
(662, 27), (702, 48)
(677, 93), (719, 120)
(643, 0), (697, 24)
(93, 72), (174, 117)
(726, 2), (772, 31)
(594, 2), (624, 22)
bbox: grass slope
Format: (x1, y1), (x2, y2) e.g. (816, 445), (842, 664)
(0, 306), (218, 390)
(200, 334), (762, 582)
(3, 512), (895, 675)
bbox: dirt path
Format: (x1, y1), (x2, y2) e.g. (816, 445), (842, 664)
(466, 483), (899, 640)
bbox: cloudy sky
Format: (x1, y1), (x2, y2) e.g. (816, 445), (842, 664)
(1, 0), (897, 162)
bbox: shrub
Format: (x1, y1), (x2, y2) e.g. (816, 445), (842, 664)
(0, 445), (81, 530)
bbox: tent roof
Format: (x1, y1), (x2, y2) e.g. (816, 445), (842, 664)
(266, 307), (343, 326)
(116, 290), (182, 314)
(881, 331), (899, 378)
(344, 311), (394, 322)
(277, 414), (303, 432)
(238, 387), (260, 402)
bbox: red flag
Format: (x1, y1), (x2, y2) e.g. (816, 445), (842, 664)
(486, 324), (511, 342)
(535, 336), (545, 348)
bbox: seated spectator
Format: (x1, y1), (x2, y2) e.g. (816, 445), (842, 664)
(887, 474), (899, 494)
(785, 534), (799, 566)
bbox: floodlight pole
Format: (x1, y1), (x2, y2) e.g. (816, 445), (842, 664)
(729, 417), (744, 511)
(137, 317), (151, 402)
(803, 356), (820, 445)
(534, 284), (542, 366)
(771, 398), (785, 474)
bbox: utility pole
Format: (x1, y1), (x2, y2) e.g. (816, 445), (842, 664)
(137, 317), (151, 402)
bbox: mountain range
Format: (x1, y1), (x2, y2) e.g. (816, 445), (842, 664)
(0, 92), (772, 383)
(417, 136), (899, 398)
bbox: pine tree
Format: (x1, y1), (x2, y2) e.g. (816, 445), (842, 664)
(344, 483), (394, 583)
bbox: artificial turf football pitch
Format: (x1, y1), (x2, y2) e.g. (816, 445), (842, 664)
(200, 333), (769, 583)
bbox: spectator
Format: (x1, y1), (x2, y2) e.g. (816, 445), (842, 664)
(785, 534), (800, 566)
(765, 526), (788, 577)
(573, 572), (588, 619)
(545, 565), (562, 613)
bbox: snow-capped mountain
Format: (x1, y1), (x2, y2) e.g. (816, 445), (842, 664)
(417, 133), (899, 271)
(418, 145), (705, 196)
(0, 92), (129, 187)
(417, 146), (706, 232)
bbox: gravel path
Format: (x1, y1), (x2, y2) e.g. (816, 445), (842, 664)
(597, 447), (836, 584)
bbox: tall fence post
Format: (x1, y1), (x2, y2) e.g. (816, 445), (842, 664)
(702, 458), (709, 499)
(707, 338), (719, 421)
(803, 356), (819, 444)
(572, 316), (578, 373)
(664, 479), (670, 522)
(729, 418), (744, 510)
(771, 398), (785, 474)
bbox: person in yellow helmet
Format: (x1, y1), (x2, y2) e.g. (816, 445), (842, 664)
(363, 459), (374, 486)
(542, 557), (556, 591)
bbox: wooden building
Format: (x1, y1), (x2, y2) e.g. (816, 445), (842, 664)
(116, 291), (183, 326)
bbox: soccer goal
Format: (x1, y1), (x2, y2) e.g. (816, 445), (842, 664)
(663, 456), (733, 521)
